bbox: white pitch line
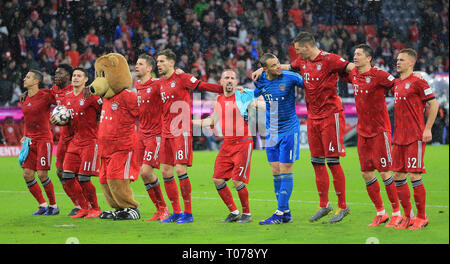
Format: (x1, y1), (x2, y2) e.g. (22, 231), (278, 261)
(1, 190), (448, 208)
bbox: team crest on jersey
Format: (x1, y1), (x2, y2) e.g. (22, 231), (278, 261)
(316, 63), (322, 71)
(405, 83), (411, 89)
(279, 84), (286, 91)
(111, 102), (118, 110)
(79, 99), (85, 106)
(171, 81), (176, 88)
(365, 77), (371, 83)
(147, 87), (152, 93)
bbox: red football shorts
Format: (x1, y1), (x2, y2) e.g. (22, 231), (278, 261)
(392, 140), (427, 174)
(160, 133), (193, 166)
(357, 132), (393, 172)
(136, 134), (161, 169)
(307, 111), (346, 157)
(63, 142), (100, 176)
(213, 138), (253, 184)
(21, 140), (52, 171)
(99, 149), (140, 184)
(55, 140), (69, 169)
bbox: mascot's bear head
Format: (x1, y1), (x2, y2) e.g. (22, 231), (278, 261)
(90, 53), (132, 99)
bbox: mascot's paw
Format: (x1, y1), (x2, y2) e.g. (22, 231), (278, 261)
(113, 208), (140, 220)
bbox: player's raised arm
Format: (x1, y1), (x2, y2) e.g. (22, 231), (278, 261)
(251, 64), (290, 81)
(195, 80), (223, 94)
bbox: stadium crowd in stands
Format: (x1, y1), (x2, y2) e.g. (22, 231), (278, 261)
(0, 0), (448, 146)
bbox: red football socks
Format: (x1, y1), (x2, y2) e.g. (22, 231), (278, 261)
(178, 174), (192, 214)
(146, 179), (167, 209)
(365, 178), (384, 212)
(313, 164), (330, 208)
(395, 179), (413, 217)
(383, 176), (400, 212)
(164, 176), (181, 214)
(78, 177), (99, 210)
(62, 181), (79, 207)
(26, 179), (46, 205)
(236, 184), (250, 214)
(329, 164), (347, 209)
(41, 178), (56, 206)
(412, 179), (426, 219)
(216, 183), (237, 212)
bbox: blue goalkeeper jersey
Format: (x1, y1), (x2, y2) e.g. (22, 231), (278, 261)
(254, 70), (303, 137)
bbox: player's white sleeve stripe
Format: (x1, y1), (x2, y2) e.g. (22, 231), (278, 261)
(418, 141), (422, 168)
(183, 132), (189, 159)
(124, 151), (132, 180)
(383, 132), (392, 164)
(154, 137), (161, 160)
(46, 142), (51, 166)
(334, 113), (341, 153)
(243, 142), (252, 179)
(92, 144), (98, 171)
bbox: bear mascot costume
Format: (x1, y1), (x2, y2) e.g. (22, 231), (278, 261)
(89, 53), (141, 220)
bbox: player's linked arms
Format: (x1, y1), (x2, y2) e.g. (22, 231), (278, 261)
(193, 101), (218, 127)
(251, 64), (290, 81)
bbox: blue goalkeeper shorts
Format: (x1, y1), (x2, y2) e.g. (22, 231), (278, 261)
(265, 130), (300, 164)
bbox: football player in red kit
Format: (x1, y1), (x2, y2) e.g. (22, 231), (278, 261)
(391, 49), (439, 230)
(134, 54), (169, 221)
(59, 67), (103, 219)
(51, 64), (86, 216)
(156, 49), (224, 223)
(20, 70), (59, 215)
(340, 44), (401, 227)
(193, 70), (264, 223)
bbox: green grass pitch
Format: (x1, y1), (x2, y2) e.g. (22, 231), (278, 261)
(0, 146), (448, 244)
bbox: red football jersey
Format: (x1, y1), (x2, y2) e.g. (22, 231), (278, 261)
(136, 76), (162, 137)
(291, 51), (349, 119)
(392, 73), (435, 145)
(216, 93), (252, 141)
(159, 72), (200, 138)
(65, 91), (102, 146)
(344, 67), (395, 137)
(50, 83), (74, 143)
(98, 89), (139, 155)
(22, 89), (56, 141)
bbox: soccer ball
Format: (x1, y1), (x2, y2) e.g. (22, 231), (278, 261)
(51, 105), (70, 125)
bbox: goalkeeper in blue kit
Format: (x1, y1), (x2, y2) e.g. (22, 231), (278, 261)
(253, 53), (303, 224)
